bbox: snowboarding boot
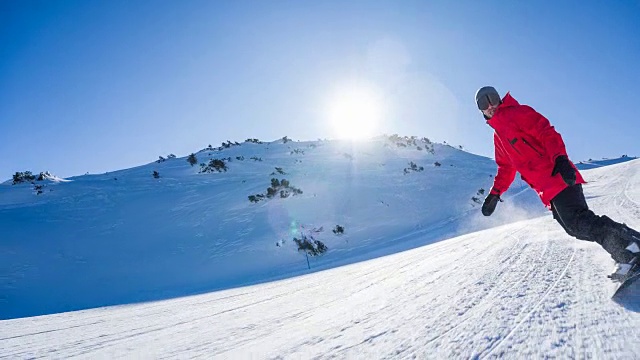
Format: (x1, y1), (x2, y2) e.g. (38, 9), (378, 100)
(609, 240), (640, 282)
(610, 261), (635, 282)
(612, 256), (640, 299)
(599, 218), (639, 259)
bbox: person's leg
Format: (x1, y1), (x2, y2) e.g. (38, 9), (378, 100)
(550, 184), (638, 263)
(550, 201), (581, 239)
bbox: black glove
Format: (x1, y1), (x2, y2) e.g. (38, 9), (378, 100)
(482, 193), (501, 216)
(551, 155), (576, 186)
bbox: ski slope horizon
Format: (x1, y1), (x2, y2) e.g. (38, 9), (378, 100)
(2, 138), (640, 357)
(2, 136), (636, 184)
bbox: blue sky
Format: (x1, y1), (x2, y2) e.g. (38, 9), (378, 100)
(1, 0), (639, 178)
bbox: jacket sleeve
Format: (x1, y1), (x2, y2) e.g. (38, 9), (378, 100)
(517, 105), (568, 162)
(491, 133), (516, 195)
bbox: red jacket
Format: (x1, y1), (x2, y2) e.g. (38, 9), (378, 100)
(487, 93), (585, 207)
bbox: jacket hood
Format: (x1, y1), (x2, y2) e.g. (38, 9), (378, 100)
(486, 92), (519, 124)
(500, 92), (519, 107)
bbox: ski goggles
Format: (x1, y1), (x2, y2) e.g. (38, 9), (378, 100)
(476, 92), (501, 111)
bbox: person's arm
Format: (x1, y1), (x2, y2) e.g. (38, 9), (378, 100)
(518, 105), (568, 163)
(491, 134), (516, 195)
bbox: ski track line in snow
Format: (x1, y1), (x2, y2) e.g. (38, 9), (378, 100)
(622, 166), (640, 221)
(0, 320), (105, 341)
(3, 288), (258, 341)
(417, 227), (529, 348)
(357, 223), (557, 359)
(598, 162), (640, 227)
(1, 280), (329, 358)
(317, 226), (534, 359)
(480, 235), (577, 359)
(427, 227), (552, 358)
(36, 257), (411, 358)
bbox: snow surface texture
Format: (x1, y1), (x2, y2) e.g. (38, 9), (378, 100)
(1, 137), (639, 358)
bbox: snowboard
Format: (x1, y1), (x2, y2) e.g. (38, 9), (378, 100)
(612, 263), (640, 305)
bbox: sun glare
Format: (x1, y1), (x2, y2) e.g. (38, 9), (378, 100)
(327, 84), (384, 140)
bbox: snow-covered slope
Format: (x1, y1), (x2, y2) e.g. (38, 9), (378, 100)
(2, 151), (640, 358)
(0, 136), (544, 320)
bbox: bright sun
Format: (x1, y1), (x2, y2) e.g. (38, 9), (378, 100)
(326, 84), (384, 140)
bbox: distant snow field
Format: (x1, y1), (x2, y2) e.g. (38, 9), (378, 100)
(1, 137), (639, 358)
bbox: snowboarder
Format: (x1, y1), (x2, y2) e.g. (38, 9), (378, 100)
(475, 86), (640, 281)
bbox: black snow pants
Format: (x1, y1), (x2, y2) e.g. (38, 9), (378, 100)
(550, 184), (635, 263)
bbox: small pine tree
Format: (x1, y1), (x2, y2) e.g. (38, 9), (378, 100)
(199, 159), (228, 173)
(293, 235), (327, 257)
(314, 240), (328, 254)
(12, 171), (36, 184)
(212, 159), (227, 171)
(248, 194), (265, 203)
(153, 171), (160, 179)
(187, 153), (198, 166)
